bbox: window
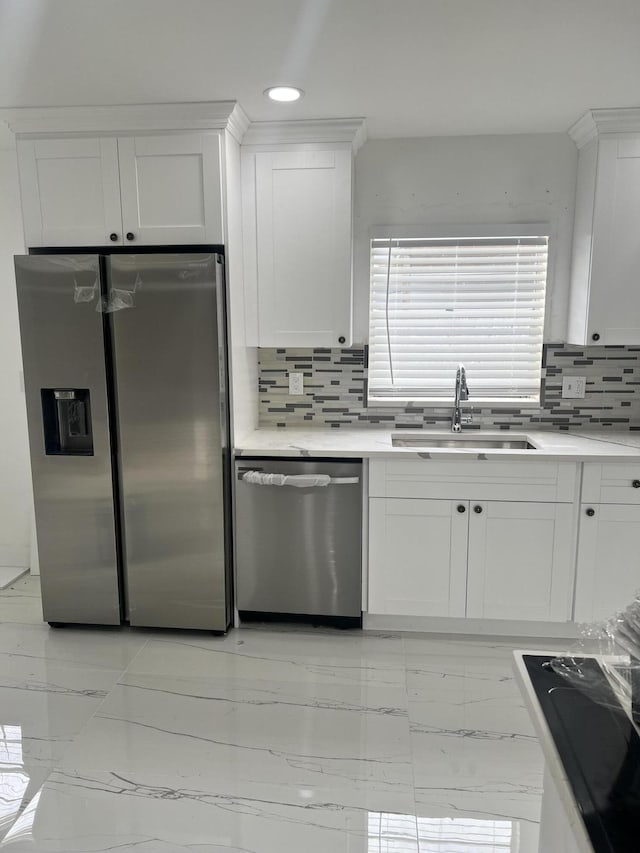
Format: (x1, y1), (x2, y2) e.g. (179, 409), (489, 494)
(367, 230), (549, 406)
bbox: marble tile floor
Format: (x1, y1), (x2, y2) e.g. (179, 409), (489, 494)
(0, 575), (556, 852)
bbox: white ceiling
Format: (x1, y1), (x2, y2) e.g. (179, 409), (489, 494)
(1, 0), (640, 139)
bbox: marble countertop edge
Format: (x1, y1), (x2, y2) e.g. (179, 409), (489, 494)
(233, 427), (640, 461)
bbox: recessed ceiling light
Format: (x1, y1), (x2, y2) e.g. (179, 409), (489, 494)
(264, 86), (304, 103)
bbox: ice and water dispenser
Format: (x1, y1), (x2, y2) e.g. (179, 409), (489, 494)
(41, 389), (93, 455)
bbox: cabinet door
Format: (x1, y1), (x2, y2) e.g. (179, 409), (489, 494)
(466, 501), (575, 622)
(368, 498), (468, 617)
(574, 503), (640, 622)
(118, 134), (223, 245)
(254, 149), (352, 347)
(588, 137), (640, 343)
(17, 138), (123, 247)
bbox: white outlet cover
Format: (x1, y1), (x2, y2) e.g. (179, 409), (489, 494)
(288, 372), (304, 395)
(562, 376), (586, 399)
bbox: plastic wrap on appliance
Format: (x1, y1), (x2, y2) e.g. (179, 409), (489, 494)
(242, 471), (332, 488)
(97, 272), (143, 313)
(549, 594), (640, 712)
(73, 276), (99, 304)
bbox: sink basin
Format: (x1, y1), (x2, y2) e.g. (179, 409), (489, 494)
(391, 433), (537, 450)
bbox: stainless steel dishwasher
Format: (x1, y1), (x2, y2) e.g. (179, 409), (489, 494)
(234, 458), (362, 624)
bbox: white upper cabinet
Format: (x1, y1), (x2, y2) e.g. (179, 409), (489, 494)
(117, 134), (222, 245)
(5, 103), (249, 249)
(568, 110), (640, 345)
(241, 119), (365, 348)
(18, 133), (223, 248)
(254, 149), (351, 347)
(18, 137), (124, 247)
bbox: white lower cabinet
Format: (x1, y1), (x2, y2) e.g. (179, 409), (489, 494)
(367, 459), (580, 626)
(368, 498), (468, 617)
(574, 503), (640, 622)
(466, 501), (576, 621)
(368, 492), (577, 623)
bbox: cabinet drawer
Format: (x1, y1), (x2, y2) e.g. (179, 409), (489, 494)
(369, 459), (577, 502)
(582, 463), (640, 504)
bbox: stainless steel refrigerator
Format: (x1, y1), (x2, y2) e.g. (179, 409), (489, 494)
(14, 252), (232, 631)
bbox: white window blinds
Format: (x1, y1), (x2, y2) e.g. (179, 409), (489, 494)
(368, 235), (548, 404)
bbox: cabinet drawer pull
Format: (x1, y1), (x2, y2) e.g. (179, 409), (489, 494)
(586, 507), (595, 517)
(126, 232), (135, 241)
(592, 332), (600, 341)
(109, 232), (118, 242)
(473, 505), (483, 514)
(457, 504), (466, 513)
(633, 480), (640, 489)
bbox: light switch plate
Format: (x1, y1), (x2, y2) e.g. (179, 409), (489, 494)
(562, 376), (586, 399)
(289, 372), (304, 395)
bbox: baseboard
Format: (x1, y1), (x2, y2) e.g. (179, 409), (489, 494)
(363, 612), (581, 639)
(0, 567), (29, 590)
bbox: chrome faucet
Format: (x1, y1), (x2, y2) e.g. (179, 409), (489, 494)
(451, 365), (472, 433)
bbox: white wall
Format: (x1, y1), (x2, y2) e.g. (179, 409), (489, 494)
(224, 132), (258, 442)
(353, 133), (578, 343)
(0, 144), (32, 571)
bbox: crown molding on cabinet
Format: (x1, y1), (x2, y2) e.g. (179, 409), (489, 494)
(0, 101), (250, 141)
(569, 108), (640, 149)
(225, 104), (251, 143)
(242, 118), (367, 151)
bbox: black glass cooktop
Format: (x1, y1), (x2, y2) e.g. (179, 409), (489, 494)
(524, 654), (640, 853)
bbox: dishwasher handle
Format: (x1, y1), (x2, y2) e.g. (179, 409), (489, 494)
(240, 470), (359, 488)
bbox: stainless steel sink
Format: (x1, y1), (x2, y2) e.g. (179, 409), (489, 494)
(391, 433), (537, 450)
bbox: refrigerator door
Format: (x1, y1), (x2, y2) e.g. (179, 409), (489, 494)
(14, 255), (121, 625)
(109, 253), (230, 630)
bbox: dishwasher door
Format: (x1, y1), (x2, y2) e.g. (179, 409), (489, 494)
(235, 458), (362, 619)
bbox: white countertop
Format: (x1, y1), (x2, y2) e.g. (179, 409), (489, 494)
(568, 429), (640, 450)
(234, 427), (640, 461)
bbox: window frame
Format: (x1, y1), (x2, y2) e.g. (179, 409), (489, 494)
(366, 222), (553, 408)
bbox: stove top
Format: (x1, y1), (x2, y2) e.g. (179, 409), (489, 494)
(525, 654), (640, 853)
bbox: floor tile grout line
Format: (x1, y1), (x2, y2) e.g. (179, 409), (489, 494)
(115, 633), (153, 681)
(35, 636), (155, 771)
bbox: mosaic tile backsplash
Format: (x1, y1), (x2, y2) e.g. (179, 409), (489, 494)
(259, 345), (640, 430)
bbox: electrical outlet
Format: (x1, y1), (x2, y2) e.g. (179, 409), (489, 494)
(562, 376), (586, 399)
(289, 372), (304, 395)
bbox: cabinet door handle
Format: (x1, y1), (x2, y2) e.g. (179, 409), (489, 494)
(591, 332), (600, 341)
(473, 505), (483, 514)
(126, 232), (135, 241)
(109, 233), (118, 242)
(633, 480), (640, 489)
(586, 507), (595, 517)
(338, 336), (346, 345)
(457, 504), (466, 513)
